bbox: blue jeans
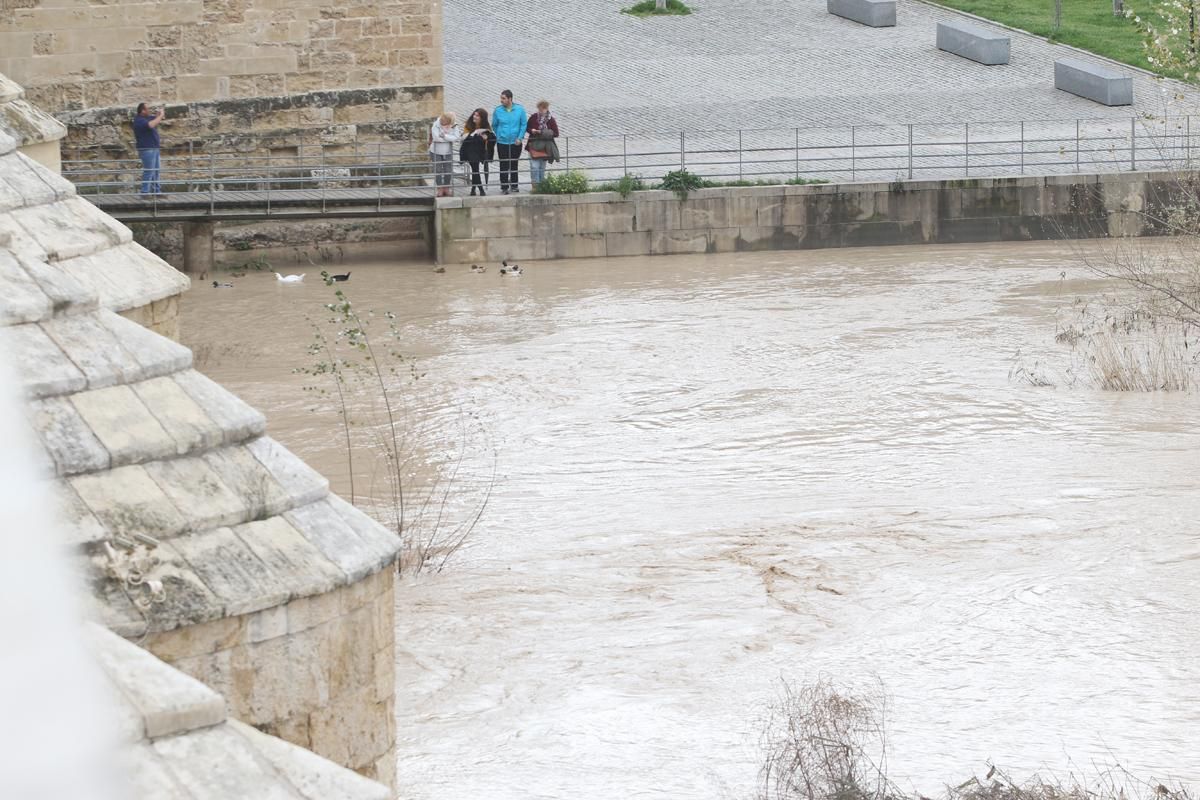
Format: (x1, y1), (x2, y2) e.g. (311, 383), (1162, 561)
(529, 157), (547, 186)
(138, 148), (161, 195)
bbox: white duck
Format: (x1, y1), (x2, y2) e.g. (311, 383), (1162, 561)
(275, 272), (306, 284)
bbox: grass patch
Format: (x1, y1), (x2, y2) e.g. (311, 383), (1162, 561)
(622, 0), (692, 16)
(926, 0), (1177, 78)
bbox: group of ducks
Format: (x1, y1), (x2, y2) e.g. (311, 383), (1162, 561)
(210, 271), (350, 289)
(214, 260), (525, 289)
(471, 260), (523, 276)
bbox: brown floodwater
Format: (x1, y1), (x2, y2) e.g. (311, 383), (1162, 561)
(181, 242), (1200, 800)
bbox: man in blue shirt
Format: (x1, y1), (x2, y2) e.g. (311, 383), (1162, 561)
(492, 90), (527, 194)
(132, 102), (165, 196)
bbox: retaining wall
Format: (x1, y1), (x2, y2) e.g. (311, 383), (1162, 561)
(435, 172), (1185, 263)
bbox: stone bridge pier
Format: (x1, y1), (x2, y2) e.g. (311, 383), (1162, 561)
(182, 221), (214, 274)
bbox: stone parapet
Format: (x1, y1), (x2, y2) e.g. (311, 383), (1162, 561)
(435, 172), (1183, 263)
(143, 567), (398, 785)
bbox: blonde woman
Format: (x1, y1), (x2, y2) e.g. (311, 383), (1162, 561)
(429, 112), (462, 198)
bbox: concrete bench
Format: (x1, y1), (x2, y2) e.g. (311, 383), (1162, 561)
(1054, 57), (1133, 106)
(827, 0), (895, 27)
(936, 20), (1009, 65)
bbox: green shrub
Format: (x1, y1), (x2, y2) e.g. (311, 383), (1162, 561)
(597, 173), (647, 198)
(622, 0), (692, 16)
(658, 168), (708, 200)
(533, 170), (590, 195)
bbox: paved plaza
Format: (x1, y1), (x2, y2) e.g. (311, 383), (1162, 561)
(445, 0), (1200, 181)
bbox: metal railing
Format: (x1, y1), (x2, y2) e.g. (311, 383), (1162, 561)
(61, 114), (1200, 216)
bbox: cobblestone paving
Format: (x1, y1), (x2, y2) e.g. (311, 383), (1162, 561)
(445, 0), (1200, 181)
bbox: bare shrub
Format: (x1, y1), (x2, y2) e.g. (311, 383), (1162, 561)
(753, 680), (1195, 800)
(756, 678), (896, 800)
(298, 274), (495, 575)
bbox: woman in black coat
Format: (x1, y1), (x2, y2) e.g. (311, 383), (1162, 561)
(460, 108), (496, 196)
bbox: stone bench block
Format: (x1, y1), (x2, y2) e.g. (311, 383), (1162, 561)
(1054, 57), (1133, 106)
(936, 20), (1010, 65)
(827, 0), (895, 27)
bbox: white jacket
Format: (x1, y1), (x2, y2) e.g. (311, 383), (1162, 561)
(429, 121), (462, 155)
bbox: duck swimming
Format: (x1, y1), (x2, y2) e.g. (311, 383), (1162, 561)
(471, 264), (486, 273)
(330, 272), (351, 282)
(212, 281), (233, 288)
(499, 260), (522, 276)
(275, 272), (306, 284)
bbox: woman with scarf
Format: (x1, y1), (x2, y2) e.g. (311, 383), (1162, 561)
(524, 100), (560, 189)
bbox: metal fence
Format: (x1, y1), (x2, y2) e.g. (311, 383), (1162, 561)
(62, 114), (1200, 209)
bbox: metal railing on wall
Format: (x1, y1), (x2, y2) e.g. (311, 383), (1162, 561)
(61, 113), (1199, 215)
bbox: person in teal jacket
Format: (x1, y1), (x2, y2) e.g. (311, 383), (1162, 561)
(492, 89), (528, 194)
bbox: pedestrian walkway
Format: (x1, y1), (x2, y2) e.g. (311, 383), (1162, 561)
(444, 0), (1198, 135)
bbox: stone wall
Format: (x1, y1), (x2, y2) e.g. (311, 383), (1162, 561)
(143, 566), (397, 787)
(435, 172), (1184, 263)
(0, 0), (443, 160)
(131, 215), (434, 270)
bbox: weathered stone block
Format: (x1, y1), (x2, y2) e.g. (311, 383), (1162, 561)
(233, 516), (347, 598)
(936, 20), (1010, 65)
(650, 229), (708, 255)
(246, 436), (329, 509)
(28, 395), (111, 476)
(554, 233), (607, 259)
(147, 614), (246, 663)
(827, 0), (896, 26)
(69, 463), (189, 539)
(202, 445), (292, 520)
(679, 197), (732, 229)
(132, 375), (221, 455)
(468, 205), (529, 238)
(144, 456), (249, 532)
(572, 202), (634, 234)
(1054, 57), (1133, 106)
(70, 383), (177, 465)
(605, 230), (651, 257)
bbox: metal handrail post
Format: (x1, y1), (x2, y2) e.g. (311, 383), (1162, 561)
(850, 125), (855, 181)
(188, 140), (193, 192)
(377, 141), (382, 211)
(795, 127), (800, 179)
(680, 131), (685, 170)
(1075, 119), (1080, 173)
(622, 134), (628, 176)
(209, 152), (215, 216)
(907, 124), (913, 179)
(1020, 121), (1025, 175)
(738, 129), (743, 180)
(266, 150), (271, 216)
(1131, 117), (1136, 170)
(321, 144), (327, 212)
(1188, 115), (1193, 167)
(964, 122), (969, 177)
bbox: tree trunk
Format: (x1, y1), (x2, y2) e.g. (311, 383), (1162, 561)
(656, 0), (667, 8)
(1053, 0), (1062, 31)
(1112, 0), (1123, 16)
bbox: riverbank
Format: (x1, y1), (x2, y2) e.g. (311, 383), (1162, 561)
(435, 171), (1177, 264)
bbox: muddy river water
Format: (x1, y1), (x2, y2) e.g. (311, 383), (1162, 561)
(181, 241), (1200, 799)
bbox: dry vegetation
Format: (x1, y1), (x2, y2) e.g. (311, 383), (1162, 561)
(755, 679), (1194, 800)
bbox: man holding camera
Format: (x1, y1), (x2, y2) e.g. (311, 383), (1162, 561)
(132, 103), (165, 196)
